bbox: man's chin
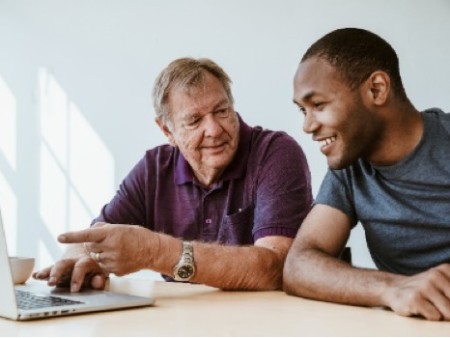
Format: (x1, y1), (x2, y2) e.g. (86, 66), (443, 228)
(205, 161), (230, 170)
(327, 156), (359, 170)
(204, 156), (234, 170)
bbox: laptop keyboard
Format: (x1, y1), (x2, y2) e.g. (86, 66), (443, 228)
(16, 289), (84, 310)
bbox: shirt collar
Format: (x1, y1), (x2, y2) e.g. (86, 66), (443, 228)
(174, 113), (251, 185)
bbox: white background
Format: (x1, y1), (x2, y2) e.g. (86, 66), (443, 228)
(0, 0), (449, 274)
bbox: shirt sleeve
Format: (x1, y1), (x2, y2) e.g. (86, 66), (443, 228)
(315, 169), (358, 227)
(251, 132), (313, 241)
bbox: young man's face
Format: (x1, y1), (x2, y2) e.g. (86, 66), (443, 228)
(160, 72), (240, 182)
(293, 57), (382, 169)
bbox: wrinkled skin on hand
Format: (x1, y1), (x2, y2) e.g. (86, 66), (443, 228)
(32, 255), (107, 292)
(33, 223), (157, 292)
(59, 223), (158, 277)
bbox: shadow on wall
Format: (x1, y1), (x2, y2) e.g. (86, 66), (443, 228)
(0, 70), (114, 269)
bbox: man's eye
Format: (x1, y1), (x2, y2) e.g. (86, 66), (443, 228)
(185, 118), (201, 129)
(298, 106), (307, 115)
(314, 102), (325, 110)
(216, 108), (229, 117)
(189, 119), (200, 125)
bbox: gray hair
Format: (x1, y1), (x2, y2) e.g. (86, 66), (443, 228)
(152, 57), (234, 124)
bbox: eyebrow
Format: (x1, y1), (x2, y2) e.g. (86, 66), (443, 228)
(182, 98), (230, 120)
(293, 91), (316, 105)
(212, 98), (229, 110)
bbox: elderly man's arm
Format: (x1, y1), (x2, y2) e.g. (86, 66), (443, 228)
(160, 234), (292, 290)
(283, 204), (450, 321)
(52, 224), (291, 291)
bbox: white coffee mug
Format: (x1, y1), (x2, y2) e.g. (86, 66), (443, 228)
(9, 256), (35, 284)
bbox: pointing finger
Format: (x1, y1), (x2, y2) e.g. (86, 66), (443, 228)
(58, 227), (106, 244)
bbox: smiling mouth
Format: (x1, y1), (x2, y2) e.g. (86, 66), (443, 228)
(318, 136), (336, 148)
(202, 143), (227, 152)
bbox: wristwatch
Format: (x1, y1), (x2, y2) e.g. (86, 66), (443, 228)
(173, 241), (196, 282)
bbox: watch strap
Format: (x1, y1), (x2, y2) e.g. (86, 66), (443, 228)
(173, 241), (196, 281)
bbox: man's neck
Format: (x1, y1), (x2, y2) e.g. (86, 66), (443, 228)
(193, 168), (225, 189)
(368, 102), (423, 166)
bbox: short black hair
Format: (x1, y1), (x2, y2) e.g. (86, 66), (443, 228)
(302, 28), (407, 100)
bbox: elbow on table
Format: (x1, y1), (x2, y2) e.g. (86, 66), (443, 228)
(282, 253), (307, 297)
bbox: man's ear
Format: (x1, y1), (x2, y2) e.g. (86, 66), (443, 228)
(155, 117), (176, 146)
(362, 71), (391, 106)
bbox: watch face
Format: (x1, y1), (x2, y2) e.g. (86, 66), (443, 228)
(177, 264), (194, 279)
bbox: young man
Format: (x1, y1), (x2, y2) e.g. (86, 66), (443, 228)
(33, 58), (313, 292)
(284, 28), (450, 321)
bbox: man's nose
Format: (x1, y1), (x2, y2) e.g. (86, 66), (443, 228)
(204, 115), (223, 137)
(303, 112), (320, 134)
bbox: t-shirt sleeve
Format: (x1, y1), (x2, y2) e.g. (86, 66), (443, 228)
(252, 133), (313, 241)
(315, 169), (358, 227)
(92, 156), (147, 226)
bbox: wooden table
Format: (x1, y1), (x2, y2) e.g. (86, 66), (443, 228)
(1, 279), (449, 336)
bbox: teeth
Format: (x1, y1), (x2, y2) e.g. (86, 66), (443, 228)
(319, 136), (336, 147)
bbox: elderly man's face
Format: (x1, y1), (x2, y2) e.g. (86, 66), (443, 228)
(160, 72), (240, 185)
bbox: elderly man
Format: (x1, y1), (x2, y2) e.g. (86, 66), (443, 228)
(284, 28), (450, 321)
(34, 57), (312, 291)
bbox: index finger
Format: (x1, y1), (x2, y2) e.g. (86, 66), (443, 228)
(58, 227), (106, 244)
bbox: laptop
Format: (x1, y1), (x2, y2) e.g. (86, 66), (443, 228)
(0, 210), (155, 321)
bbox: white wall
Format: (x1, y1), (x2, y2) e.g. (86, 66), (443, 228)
(0, 0), (449, 272)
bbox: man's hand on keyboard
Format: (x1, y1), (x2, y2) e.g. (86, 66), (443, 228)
(32, 244), (108, 292)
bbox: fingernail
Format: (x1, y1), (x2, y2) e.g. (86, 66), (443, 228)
(49, 276), (56, 285)
(71, 282), (78, 293)
(58, 234), (66, 242)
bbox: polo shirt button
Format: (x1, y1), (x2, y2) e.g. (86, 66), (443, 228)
(205, 219), (212, 224)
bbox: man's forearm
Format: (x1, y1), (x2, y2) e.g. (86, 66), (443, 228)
(283, 248), (397, 307)
(194, 242), (284, 290)
(150, 233), (285, 290)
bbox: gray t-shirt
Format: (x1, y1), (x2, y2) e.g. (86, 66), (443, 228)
(315, 108), (450, 275)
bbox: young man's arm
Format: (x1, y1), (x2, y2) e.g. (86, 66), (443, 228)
(283, 204), (450, 321)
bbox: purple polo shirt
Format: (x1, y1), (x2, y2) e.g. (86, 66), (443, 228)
(93, 116), (312, 244)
